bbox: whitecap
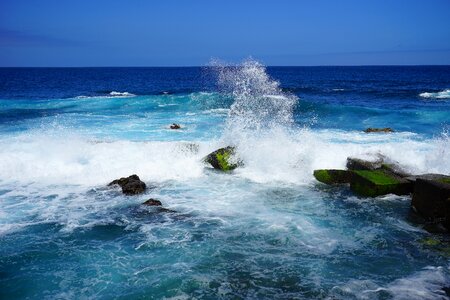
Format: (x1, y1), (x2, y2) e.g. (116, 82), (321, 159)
(419, 89), (450, 99)
(108, 91), (136, 97)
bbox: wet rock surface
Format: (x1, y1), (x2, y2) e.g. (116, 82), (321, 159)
(346, 157), (384, 171)
(314, 156), (450, 233)
(204, 146), (242, 171)
(142, 198), (162, 206)
(108, 174), (146, 195)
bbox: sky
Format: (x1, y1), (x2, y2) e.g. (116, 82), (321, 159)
(0, 0), (449, 67)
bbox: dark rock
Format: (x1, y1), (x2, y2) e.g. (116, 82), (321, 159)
(443, 287), (450, 297)
(346, 157), (384, 171)
(411, 177), (450, 229)
(142, 198), (162, 206)
(203, 146), (242, 171)
(313, 169), (352, 184)
(364, 127), (394, 133)
(108, 174), (146, 195)
(347, 156), (411, 178)
(350, 170), (413, 197)
(170, 123), (181, 129)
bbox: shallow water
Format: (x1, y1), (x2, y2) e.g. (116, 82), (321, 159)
(0, 63), (449, 299)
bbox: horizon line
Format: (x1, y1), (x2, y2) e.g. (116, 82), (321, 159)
(1, 64), (450, 68)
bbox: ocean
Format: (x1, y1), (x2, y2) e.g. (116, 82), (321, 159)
(0, 61), (449, 299)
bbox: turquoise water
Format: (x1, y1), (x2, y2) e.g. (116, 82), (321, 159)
(0, 62), (449, 299)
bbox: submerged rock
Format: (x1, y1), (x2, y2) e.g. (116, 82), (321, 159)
(170, 123), (181, 129)
(313, 169), (352, 184)
(141, 198), (176, 212)
(364, 127), (394, 133)
(411, 176), (450, 230)
(350, 169), (412, 197)
(204, 146), (241, 171)
(108, 174), (146, 195)
(142, 198), (162, 206)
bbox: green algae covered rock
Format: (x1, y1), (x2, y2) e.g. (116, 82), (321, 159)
(204, 146), (241, 171)
(313, 169), (351, 185)
(350, 169), (412, 197)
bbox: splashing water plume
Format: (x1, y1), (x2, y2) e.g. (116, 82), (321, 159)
(215, 59), (298, 136)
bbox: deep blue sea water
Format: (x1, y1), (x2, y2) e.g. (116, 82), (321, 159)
(0, 62), (449, 299)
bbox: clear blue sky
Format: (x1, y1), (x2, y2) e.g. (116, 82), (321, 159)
(1, 0), (449, 66)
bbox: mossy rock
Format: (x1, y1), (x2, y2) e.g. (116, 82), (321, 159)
(203, 146), (241, 171)
(350, 170), (413, 197)
(313, 169), (351, 185)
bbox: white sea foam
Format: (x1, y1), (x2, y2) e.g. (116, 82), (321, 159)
(0, 125), (448, 189)
(330, 266), (450, 299)
(419, 89), (450, 99)
(230, 129), (450, 184)
(0, 131), (205, 186)
(1, 125), (448, 238)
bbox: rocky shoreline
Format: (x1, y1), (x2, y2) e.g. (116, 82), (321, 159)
(313, 156), (450, 233)
(108, 146), (450, 234)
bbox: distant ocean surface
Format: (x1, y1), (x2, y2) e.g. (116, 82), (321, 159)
(0, 63), (449, 299)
